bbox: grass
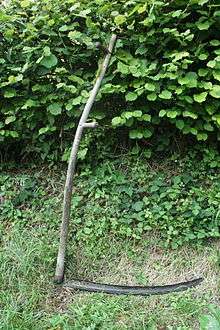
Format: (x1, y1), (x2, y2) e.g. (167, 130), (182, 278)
(0, 224), (219, 329)
(0, 156), (220, 329)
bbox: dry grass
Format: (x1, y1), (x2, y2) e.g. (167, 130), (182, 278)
(69, 237), (219, 289)
(49, 236), (220, 328)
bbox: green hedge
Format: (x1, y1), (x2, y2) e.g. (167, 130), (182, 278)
(1, 0), (220, 160)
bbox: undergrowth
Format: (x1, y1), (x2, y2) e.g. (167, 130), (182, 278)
(1, 149), (220, 328)
(1, 148), (220, 248)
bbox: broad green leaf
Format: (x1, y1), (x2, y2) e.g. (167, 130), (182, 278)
(78, 147), (88, 160)
(129, 129), (143, 139)
(78, 9), (91, 17)
(59, 25), (69, 32)
(182, 96), (193, 104)
(141, 114), (151, 121)
(21, 0), (30, 8)
(40, 54), (58, 68)
(210, 85), (220, 98)
(145, 83), (156, 91)
(210, 40), (220, 46)
(190, 128), (197, 135)
(159, 90), (172, 99)
(176, 120), (184, 130)
(167, 111), (178, 118)
(22, 99), (38, 109)
(47, 103), (62, 115)
(43, 46), (51, 57)
(193, 92), (207, 103)
(196, 20), (211, 30)
(112, 117), (127, 126)
(204, 123), (213, 131)
(4, 88), (16, 98)
(116, 50), (133, 63)
(117, 62), (129, 74)
(207, 60), (216, 68)
(5, 116), (16, 125)
(213, 71), (220, 81)
(138, 4), (147, 14)
(71, 96), (82, 105)
(170, 51), (189, 61)
(69, 75), (84, 85)
(214, 49), (220, 56)
(147, 93), (157, 101)
(86, 17), (97, 30)
(183, 111), (198, 119)
(206, 105), (216, 115)
(132, 201), (144, 211)
(178, 72), (197, 88)
(80, 35), (93, 47)
(143, 129), (152, 138)
(141, 17), (154, 27)
(214, 11), (220, 17)
(122, 112), (133, 119)
(130, 65), (142, 77)
(198, 53), (208, 60)
(81, 90), (89, 98)
(39, 127), (49, 135)
(125, 118), (134, 127)
(201, 81), (212, 90)
(197, 132), (208, 141)
(8, 74), (23, 84)
(68, 31), (82, 40)
(10, 131), (19, 138)
(198, 68), (209, 77)
(65, 103), (72, 111)
(114, 15), (126, 25)
(198, 0), (209, 5)
(126, 92), (138, 101)
(212, 115), (220, 125)
(175, 87), (183, 95)
(171, 10), (183, 17)
(159, 110), (166, 117)
(133, 110), (142, 117)
(112, 117), (122, 126)
(143, 149), (152, 158)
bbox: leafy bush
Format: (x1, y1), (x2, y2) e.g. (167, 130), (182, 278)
(1, 0), (220, 160)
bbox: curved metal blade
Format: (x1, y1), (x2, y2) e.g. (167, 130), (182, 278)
(63, 277), (203, 296)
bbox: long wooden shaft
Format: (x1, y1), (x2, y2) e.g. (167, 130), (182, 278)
(55, 34), (117, 283)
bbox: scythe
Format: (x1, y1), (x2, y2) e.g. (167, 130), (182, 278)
(54, 34), (202, 295)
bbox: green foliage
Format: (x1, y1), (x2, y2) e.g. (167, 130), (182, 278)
(68, 152), (220, 247)
(0, 172), (59, 227)
(2, 150), (220, 247)
(1, 0), (220, 160)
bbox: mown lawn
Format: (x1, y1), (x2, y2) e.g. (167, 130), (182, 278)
(0, 155), (220, 329)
